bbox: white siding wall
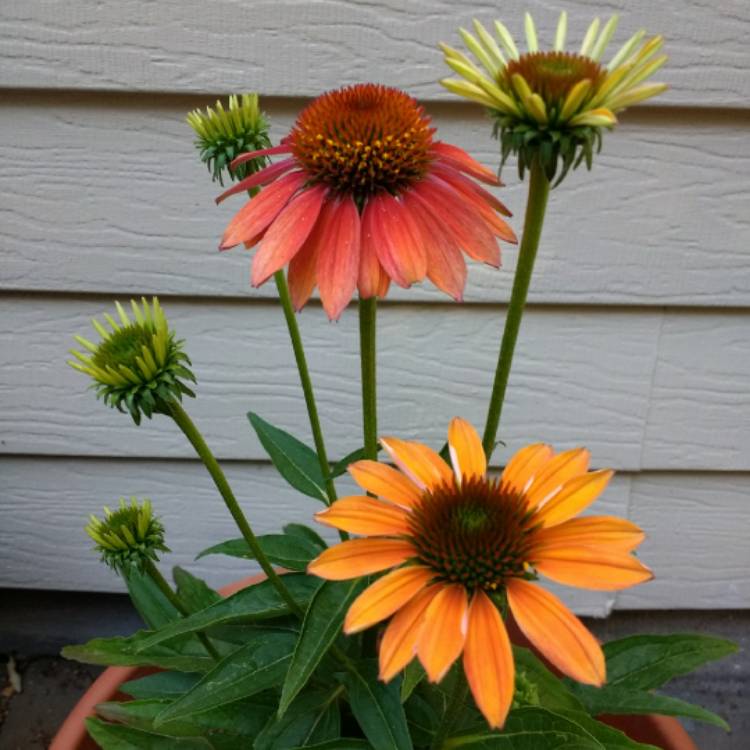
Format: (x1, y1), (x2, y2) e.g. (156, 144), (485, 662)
(1, 0), (748, 615)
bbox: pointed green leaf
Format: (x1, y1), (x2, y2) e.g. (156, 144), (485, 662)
(284, 523), (328, 550)
(288, 742), (372, 750)
(248, 412), (328, 501)
(400, 660), (425, 703)
(197, 533), (321, 571)
(172, 567), (221, 613)
(125, 568), (180, 629)
(121, 672), (201, 700)
(280, 578), (366, 715)
(513, 647), (584, 712)
(327, 447), (367, 480)
(85, 717), (212, 749)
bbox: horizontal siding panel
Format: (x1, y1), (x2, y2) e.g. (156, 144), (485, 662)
(3, 96), (749, 307)
(1, 296), (663, 470)
(1, 1), (748, 106)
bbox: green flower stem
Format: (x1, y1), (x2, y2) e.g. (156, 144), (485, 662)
(482, 159), (551, 459)
(273, 270), (338, 506)
(166, 399), (304, 619)
(142, 559), (220, 661)
(358, 297), (378, 461)
(431, 673), (470, 750)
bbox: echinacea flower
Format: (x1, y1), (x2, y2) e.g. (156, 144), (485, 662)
(441, 13), (667, 182)
(67, 297), (195, 424)
(85, 497), (169, 576)
(308, 418), (652, 728)
(216, 83), (517, 319)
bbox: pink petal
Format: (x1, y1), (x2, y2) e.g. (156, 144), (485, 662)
(230, 143), (293, 169)
(358, 206), (385, 299)
(317, 197), (361, 320)
(287, 241), (320, 312)
(251, 184), (328, 286)
(432, 163), (512, 218)
(431, 142), (500, 185)
(220, 171), (306, 250)
(215, 159), (297, 204)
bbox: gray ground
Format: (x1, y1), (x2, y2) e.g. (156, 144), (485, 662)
(0, 589), (747, 749)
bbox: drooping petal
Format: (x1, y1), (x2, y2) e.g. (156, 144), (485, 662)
(230, 143), (293, 169)
(464, 589), (514, 729)
(433, 162), (512, 217)
(532, 516), (645, 553)
(431, 142), (500, 185)
(308, 538), (416, 580)
(215, 158), (297, 204)
(502, 443), (554, 495)
(287, 238), (320, 311)
(314, 496), (411, 536)
(344, 565), (433, 634)
(348, 460), (423, 508)
(534, 547), (653, 590)
(251, 183), (328, 286)
(379, 585), (441, 682)
(361, 196), (408, 289)
(448, 417), (486, 482)
(220, 170), (305, 249)
(379, 436), (453, 491)
(534, 469), (614, 527)
(506, 578), (605, 686)
(417, 583), (468, 682)
(316, 196), (361, 320)
(525, 448), (591, 509)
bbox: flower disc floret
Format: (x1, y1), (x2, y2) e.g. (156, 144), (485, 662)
(67, 297), (195, 424)
(85, 497), (169, 576)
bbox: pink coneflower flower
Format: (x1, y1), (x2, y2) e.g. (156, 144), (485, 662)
(217, 84), (516, 319)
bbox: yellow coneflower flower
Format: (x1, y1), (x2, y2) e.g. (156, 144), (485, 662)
(440, 13), (667, 182)
(67, 297), (195, 424)
(308, 418), (652, 729)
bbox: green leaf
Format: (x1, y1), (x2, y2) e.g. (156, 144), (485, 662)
(601, 634), (738, 690)
(284, 522), (328, 550)
(121, 672), (201, 700)
(341, 660), (412, 750)
(134, 574), (319, 651)
(248, 412), (328, 502)
(197, 533), (322, 572)
(280, 578), (366, 715)
(288, 742), (372, 750)
(154, 631), (296, 726)
(513, 647), (584, 712)
(568, 684), (730, 730)
(125, 568), (180, 629)
(327, 447), (367, 480)
(400, 660), (425, 703)
(255, 689), (342, 750)
(172, 567), (221, 613)
(85, 718), (212, 749)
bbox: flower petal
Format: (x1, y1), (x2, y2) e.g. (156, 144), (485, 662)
(317, 196), (361, 320)
(379, 436), (453, 491)
(215, 158), (297, 204)
(448, 417), (486, 482)
(534, 470), (614, 527)
(464, 589), (514, 729)
(230, 143), (293, 168)
(348, 460), (423, 508)
(361, 196), (408, 288)
(344, 566), (433, 634)
(534, 547), (653, 590)
(525, 448), (591, 509)
(502, 443), (554, 494)
(251, 183), (328, 286)
(417, 583), (468, 682)
(358, 205), (388, 298)
(532, 516), (645, 553)
(506, 578), (605, 686)
(379, 585), (441, 682)
(287, 240), (319, 312)
(220, 170), (305, 249)
(431, 142), (500, 185)
(308, 538), (416, 580)
(314, 496), (411, 536)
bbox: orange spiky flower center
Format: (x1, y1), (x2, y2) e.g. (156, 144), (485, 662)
(506, 51), (605, 103)
(408, 476), (539, 591)
(289, 83), (435, 199)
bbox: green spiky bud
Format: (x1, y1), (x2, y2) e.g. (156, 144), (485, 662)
(85, 497), (169, 576)
(67, 297), (195, 425)
(187, 93), (272, 185)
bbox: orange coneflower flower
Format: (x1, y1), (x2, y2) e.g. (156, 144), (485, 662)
(308, 418), (652, 728)
(216, 84), (516, 320)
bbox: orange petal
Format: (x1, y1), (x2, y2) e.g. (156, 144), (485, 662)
(533, 516), (645, 554)
(501, 443), (554, 495)
(308, 538), (416, 581)
(525, 448), (591, 509)
(344, 566), (433, 634)
(431, 142), (500, 185)
(506, 578), (605, 686)
(379, 585), (441, 682)
(314, 496), (411, 536)
(379, 437), (453, 491)
(417, 583), (468, 682)
(448, 417), (486, 483)
(287, 240), (319, 312)
(348, 460), (422, 508)
(534, 470), (614, 528)
(534, 547), (653, 591)
(463, 590), (514, 729)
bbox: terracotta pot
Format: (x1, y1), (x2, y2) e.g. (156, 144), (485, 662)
(51, 577), (698, 750)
